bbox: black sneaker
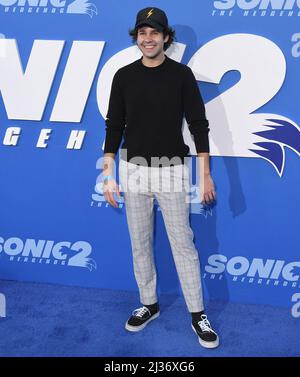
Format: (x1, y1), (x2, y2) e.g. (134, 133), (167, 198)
(125, 306), (160, 332)
(191, 314), (219, 348)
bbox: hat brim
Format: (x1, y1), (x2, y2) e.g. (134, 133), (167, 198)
(135, 19), (165, 32)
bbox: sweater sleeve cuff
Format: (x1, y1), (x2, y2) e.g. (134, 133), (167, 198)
(104, 130), (123, 154)
(194, 132), (210, 154)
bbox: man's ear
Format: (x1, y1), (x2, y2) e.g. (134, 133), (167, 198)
(164, 34), (169, 43)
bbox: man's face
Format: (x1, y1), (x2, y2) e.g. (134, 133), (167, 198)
(136, 26), (169, 59)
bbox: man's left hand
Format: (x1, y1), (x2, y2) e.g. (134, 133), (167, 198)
(200, 174), (216, 205)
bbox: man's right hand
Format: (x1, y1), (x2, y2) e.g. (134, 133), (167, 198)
(103, 177), (121, 208)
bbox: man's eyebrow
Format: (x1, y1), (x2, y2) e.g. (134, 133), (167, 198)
(138, 27), (158, 32)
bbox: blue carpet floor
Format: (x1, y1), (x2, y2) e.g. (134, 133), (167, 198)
(0, 279), (299, 357)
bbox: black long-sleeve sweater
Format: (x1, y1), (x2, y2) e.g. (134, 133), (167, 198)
(104, 55), (209, 167)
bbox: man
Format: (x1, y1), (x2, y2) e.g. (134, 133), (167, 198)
(102, 7), (219, 349)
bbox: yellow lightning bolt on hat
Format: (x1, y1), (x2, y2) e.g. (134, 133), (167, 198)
(146, 8), (154, 18)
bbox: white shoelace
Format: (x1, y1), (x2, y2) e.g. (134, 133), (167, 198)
(133, 306), (151, 318)
(198, 315), (217, 334)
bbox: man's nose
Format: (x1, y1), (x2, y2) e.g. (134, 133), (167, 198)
(144, 35), (153, 42)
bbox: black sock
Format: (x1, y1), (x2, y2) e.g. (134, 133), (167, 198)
(191, 310), (205, 322)
(144, 302), (159, 314)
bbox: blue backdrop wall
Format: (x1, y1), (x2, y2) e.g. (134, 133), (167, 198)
(0, 0), (300, 309)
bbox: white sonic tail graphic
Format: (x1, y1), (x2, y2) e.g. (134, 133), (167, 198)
(59, 245), (97, 271)
(67, 0), (98, 17)
(68, 257), (97, 271)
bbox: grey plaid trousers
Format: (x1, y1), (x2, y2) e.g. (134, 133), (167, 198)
(119, 159), (204, 313)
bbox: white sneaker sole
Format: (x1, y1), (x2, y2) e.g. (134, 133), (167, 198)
(125, 311), (160, 332)
(191, 324), (219, 349)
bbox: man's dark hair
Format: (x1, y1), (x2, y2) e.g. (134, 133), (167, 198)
(129, 26), (176, 51)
